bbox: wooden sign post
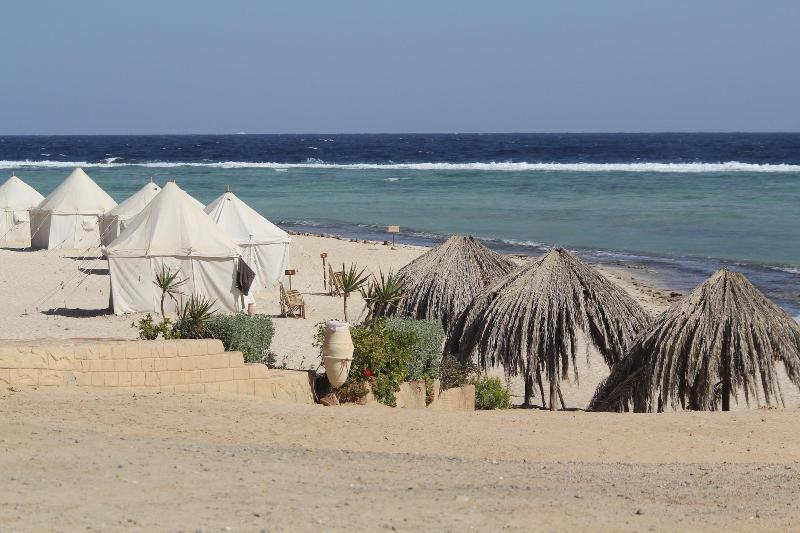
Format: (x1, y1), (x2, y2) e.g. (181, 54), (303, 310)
(284, 269), (297, 291)
(320, 252), (328, 291)
(387, 225), (400, 248)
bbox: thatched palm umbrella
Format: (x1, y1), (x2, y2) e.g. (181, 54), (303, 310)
(380, 235), (517, 330)
(589, 269), (800, 412)
(445, 248), (650, 409)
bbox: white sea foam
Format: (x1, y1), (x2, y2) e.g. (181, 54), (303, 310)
(2, 159), (800, 172)
(767, 265), (800, 275)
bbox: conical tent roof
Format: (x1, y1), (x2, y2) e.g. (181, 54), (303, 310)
(383, 235), (518, 330)
(589, 269), (800, 412)
(205, 190), (290, 245)
(445, 248), (650, 384)
(36, 167), (116, 214)
(0, 175), (44, 209)
(108, 181), (162, 221)
(105, 182), (239, 258)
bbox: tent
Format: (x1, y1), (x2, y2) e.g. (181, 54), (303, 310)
(105, 182), (245, 315)
(204, 189), (291, 289)
(0, 175), (45, 245)
(99, 180), (162, 246)
(30, 167), (117, 249)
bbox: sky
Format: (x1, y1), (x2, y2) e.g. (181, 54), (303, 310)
(1, 0), (799, 134)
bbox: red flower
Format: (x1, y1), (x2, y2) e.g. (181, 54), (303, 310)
(363, 368), (374, 378)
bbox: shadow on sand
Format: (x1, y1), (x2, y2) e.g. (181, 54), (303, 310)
(41, 307), (111, 318)
(79, 267), (109, 276)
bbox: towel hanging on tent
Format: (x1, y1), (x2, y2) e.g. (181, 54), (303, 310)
(236, 257), (256, 295)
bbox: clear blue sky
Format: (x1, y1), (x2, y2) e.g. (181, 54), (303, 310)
(1, 0), (798, 134)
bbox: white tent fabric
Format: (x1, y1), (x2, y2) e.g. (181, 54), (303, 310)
(0, 175), (45, 244)
(105, 182), (244, 315)
(205, 190), (291, 289)
(99, 181), (162, 246)
(30, 168), (117, 249)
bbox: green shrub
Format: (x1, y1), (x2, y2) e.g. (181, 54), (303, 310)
(173, 294), (217, 339)
(315, 319), (414, 407)
(439, 354), (477, 391)
(384, 318), (445, 381)
(132, 313), (177, 340)
(207, 314), (275, 365)
(471, 375), (512, 410)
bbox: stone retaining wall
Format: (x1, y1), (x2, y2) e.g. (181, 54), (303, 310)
(0, 339), (314, 404)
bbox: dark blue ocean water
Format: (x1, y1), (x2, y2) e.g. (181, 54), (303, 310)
(1, 133), (798, 317)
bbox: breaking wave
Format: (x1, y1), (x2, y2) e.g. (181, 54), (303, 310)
(2, 159), (800, 172)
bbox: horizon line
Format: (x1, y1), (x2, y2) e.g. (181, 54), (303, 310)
(2, 131), (800, 136)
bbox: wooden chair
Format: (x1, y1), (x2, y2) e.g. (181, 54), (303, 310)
(280, 283), (306, 319)
(328, 265), (345, 296)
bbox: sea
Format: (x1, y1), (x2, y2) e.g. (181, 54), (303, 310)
(1, 133), (798, 319)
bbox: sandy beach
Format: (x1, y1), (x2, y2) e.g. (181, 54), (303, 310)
(1, 387), (799, 531)
(2, 234), (800, 531)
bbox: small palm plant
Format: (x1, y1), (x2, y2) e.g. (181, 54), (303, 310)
(153, 265), (187, 319)
(174, 294), (217, 339)
(340, 262), (371, 322)
(360, 270), (406, 321)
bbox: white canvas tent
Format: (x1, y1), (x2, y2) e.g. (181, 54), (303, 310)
(30, 167), (117, 249)
(205, 190), (291, 289)
(0, 175), (45, 245)
(99, 180), (162, 246)
(105, 182), (245, 315)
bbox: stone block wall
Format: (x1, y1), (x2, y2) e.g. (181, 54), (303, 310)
(0, 339), (314, 404)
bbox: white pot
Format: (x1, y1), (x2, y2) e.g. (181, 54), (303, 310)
(322, 320), (354, 388)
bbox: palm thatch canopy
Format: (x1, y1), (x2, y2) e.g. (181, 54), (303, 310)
(445, 247), (650, 408)
(589, 269), (800, 412)
(382, 235), (517, 330)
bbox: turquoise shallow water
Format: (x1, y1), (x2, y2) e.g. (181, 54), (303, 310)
(9, 166), (798, 266)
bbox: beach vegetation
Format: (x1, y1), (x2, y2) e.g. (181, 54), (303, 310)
(153, 264), (187, 320)
(438, 354), (477, 391)
(339, 262), (371, 322)
(315, 318), (414, 407)
(172, 294), (217, 339)
(471, 375), (512, 410)
(361, 270), (406, 321)
(207, 314), (276, 365)
(132, 313), (176, 340)
(384, 317), (444, 382)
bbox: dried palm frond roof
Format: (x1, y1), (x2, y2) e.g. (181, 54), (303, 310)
(384, 235), (517, 330)
(589, 269), (800, 412)
(445, 247), (650, 383)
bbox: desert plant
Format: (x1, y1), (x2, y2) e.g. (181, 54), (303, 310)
(361, 270), (407, 321)
(339, 262), (370, 322)
(207, 314), (276, 365)
(173, 294), (217, 339)
(385, 318), (445, 381)
(471, 375), (512, 410)
(439, 354), (477, 391)
(314, 318), (414, 407)
(132, 313), (176, 340)
(153, 264), (187, 320)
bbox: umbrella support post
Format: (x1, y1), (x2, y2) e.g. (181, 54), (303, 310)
(558, 388), (566, 410)
(536, 367), (547, 410)
(523, 373), (534, 406)
(549, 378), (558, 412)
